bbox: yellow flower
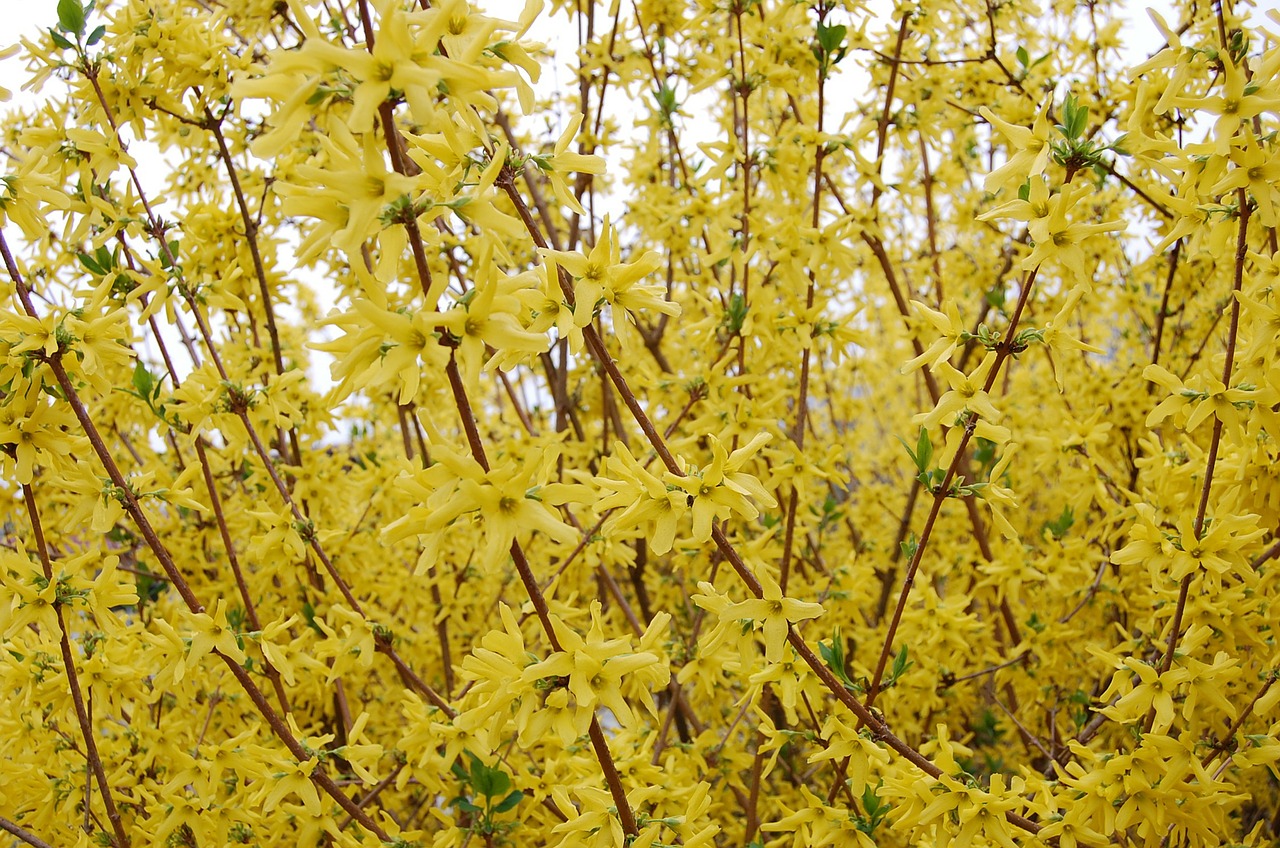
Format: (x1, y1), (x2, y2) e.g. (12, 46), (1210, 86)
(259, 615), (302, 686)
(980, 97), (1053, 193)
(1211, 131), (1280, 227)
(913, 353), (1007, 437)
(425, 246), (549, 384)
(1166, 512), (1266, 580)
(1099, 658), (1191, 733)
(976, 444), (1020, 541)
(520, 601), (665, 733)
(666, 432), (775, 544)
(530, 113), (606, 215)
(260, 755), (322, 815)
(902, 298), (968, 374)
(0, 384), (78, 484)
(0, 151), (70, 240)
(185, 598), (246, 666)
(1184, 57), (1280, 153)
(0, 550), (58, 638)
(316, 298), (449, 404)
(277, 123), (422, 260)
(714, 576), (824, 663)
(1144, 363), (1259, 443)
(807, 715), (889, 797)
(541, 215), (665, 327)
(597, 444), (687, 554)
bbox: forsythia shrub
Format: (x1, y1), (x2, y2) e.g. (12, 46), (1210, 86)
(1, 0), (1279, 845)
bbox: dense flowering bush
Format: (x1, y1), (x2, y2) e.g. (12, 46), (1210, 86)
(2, 0), (1279, 845)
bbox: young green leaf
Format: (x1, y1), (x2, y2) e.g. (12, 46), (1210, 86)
(818, 626), (859, 691)
(492, 790), (524, 814)
(301, 601), (324, 636)
(817, 21), (846, 55)
(49, 28), (75, 50)
(467, 754), (511, 798)
(1057, 93), (1088, 139)
(57, 0), (85, 36)
(131, 360), (156, 402)
(915, 427), (933, 474)
(887, 644), (913, 686)
(1043, 505), (1074, 540)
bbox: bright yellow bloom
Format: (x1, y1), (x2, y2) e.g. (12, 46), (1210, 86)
(913, 353), (1007, 438)
(666, 432), (775, 544)
(703, 576), (825, 663)
(520, 602), (666, 733)
(185, 598), (246, 666)
(980, 98), (1053, 193)
(901, 298), (967, 374)
(1100, 658), (1191, 733)
(541, 216), (667, 328)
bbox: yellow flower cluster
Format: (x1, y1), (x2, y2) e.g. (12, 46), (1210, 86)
(1, 0), (1279, 847)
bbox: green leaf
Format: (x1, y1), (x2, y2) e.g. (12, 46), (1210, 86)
(723, 292), (748, 334)
(862, 782), (882, 816)
(653, 84), (679, 119)
(897, 428), (932, 475)
(895, 435), (916, 468)
(467, 754), (511, 798)
(818, 627), (859, 691)
(159, 239), (181, 270)
(818, 637), (839, 670)
(1058, 92), (1088, 140)
(131, 360), (156, 401)
(1043, 505), (1074, 540)
(972, 437), (997, 468)
(1071, 105), (1089, 138)
(817, 21), (846, 55)
(1015, 45), (1029, 68)
(899, 532), (918, 561)
(49, 28), (75, 49)
(863, 780), (890, 825)
(86, 24), (105, 46)
(492, 790), (524, 814)
(57, 0), (85, 36)
(888, 644), (913, 684)
(301, 601), (324, 636)
(77, 251), (104, 275)
(915, 427), (933, 474)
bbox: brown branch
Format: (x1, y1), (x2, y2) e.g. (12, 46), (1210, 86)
(22, 485), (131, 848)
(0, 818), (55, 848)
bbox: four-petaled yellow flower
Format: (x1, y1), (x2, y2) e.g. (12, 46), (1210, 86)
(668, 432), (776, 544)
(1100, 658), (1191, 734)
(913, 353), (1010, 443)
(185, 598), (246, 666)
(711, 576), (825, 663)
(541, 215), (668, 328)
